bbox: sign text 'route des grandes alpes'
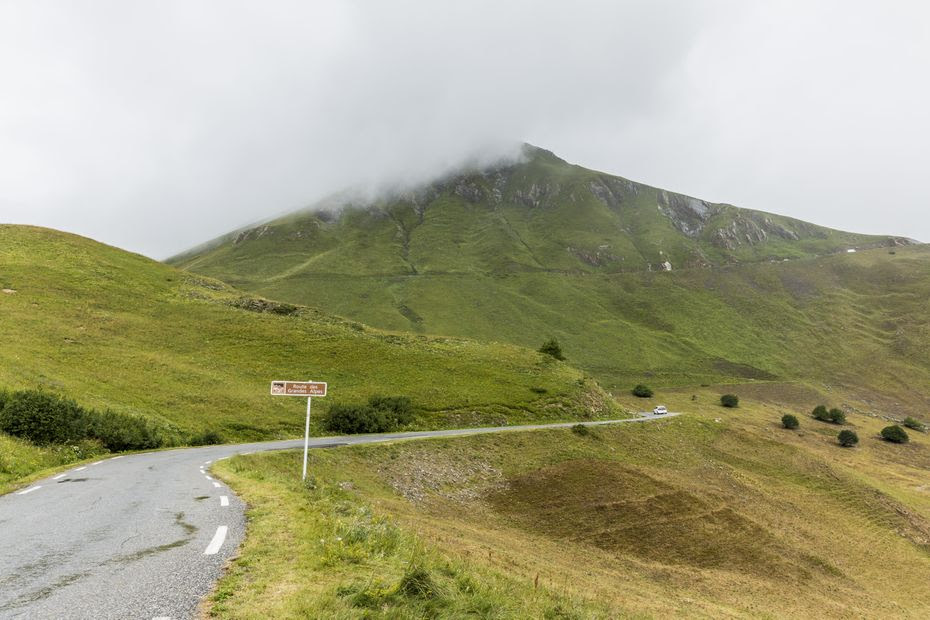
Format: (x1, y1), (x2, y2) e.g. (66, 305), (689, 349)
(270, 381), (327, 397)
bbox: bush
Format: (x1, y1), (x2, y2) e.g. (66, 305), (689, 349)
(91, 409), (164, 451)
(323, 403), (389, 434)
(781, 414), (799, 429)
(571, 423), (590, 436)
(0, 390), (89, 445)
(367, 395), (413, 427)
(189, 430), (224, 446)
(827, 408), (846, 424)
(881, 425), (909, 444)
(538, 338), (565, 361)
(720, 394), (739, 408)
(838, 430), (859, 447)
(903, 417), (926, 432)
(812, 405), (829, 421)
(631, 384), (653, 398)
(322, 396), (418, 435)
(0, 389), (165, 451)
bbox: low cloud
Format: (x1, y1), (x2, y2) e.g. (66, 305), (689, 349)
(1, 1), (927, 257)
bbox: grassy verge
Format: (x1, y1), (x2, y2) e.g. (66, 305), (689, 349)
(211, 384), (930, 618)
(208, 451), (608, 619)
(0, 433), (107, 495)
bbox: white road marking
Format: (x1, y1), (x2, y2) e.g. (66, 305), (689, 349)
(17, 486), (41, 495)
(205, 475), (213, 481)
(220, 496), (229, 507)
(242, 451), (254, 455)
(53, 474), (67, 480)
(110, 455), (124, 460)
(212, 482), (221, 488)
(203, 461), (212, 465)
(153, 616), (172, 620)
(217, 456), (229, 461)
(204, 526), (228, 555)
(73, 467), (86, 472)
(91, 460), (103, 466)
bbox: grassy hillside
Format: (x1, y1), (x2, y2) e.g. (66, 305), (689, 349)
(0, 224), (620, 446)
(172, 145), (906, 279)
(170, 147), (929, 395)
(210, 384), (930, 618)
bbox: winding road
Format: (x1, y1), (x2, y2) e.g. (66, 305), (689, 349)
(0, 414), (677, 619)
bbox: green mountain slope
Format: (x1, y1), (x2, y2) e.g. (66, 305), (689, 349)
(171, 147), (930, 398)
(0, 225), (617, 443)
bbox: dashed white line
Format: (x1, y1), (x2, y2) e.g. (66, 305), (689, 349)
(220, 496), (229, 507)
(204, 475), (213, 481)
(53, 474), (67, 481)
(73, 467), (86, 472)
(17, 486), (41, 495)
(204, 526), (228, 555)
(212, 482), (221, 488)
(110, 455), (124, 460)
(203, 461), (212, 465)
(91, 460), (103, 466)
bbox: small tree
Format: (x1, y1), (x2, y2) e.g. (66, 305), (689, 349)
(720, 394), (739, 408)
(827, 408), (846, 424)
(838, 430), (859, 447)
(632, 384), (653, 398)
(781, 414), (799, 429)
(538, 338), (565, 361)
(902, 417), (926, 432)
(812, 405), (830, 421)
(881, 425), (909, 444)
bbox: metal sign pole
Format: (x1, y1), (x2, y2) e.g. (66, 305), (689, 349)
(302, 396), (311, 481)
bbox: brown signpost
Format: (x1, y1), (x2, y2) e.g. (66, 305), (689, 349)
(270, 381), (327, 397)
(270, 380), (328, 479)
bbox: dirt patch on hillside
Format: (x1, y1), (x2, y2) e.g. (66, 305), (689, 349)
(487, 459), (824, 577)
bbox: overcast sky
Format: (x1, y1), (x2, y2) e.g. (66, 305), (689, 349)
(1, 1), (928, 258)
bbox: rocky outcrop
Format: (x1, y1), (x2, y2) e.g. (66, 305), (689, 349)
(657, 191), (715, 238)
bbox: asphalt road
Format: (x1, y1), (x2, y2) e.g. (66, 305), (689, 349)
(0, 413), (677, 619)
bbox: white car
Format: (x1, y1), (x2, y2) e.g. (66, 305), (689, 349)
(653, 405), (668, 415)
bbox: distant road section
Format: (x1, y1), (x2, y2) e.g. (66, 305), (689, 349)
(0, 413), (676, 619)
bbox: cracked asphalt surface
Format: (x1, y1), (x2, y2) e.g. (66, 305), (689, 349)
(0, 414), (676, 619)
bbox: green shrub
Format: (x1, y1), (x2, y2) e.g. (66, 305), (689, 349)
(189, 430), (224, 446)
(838, 430), (859, 447)
(631, 384), (653, 398)
(903, 417), (926, 432)
(0, 389), (165, 450)
(323, 403), (390, 434)
(571, 423), (589, 436)
(0, 390), (89, 445)
(538, 338), (565, 361)
(91, 409), (164, 451)
(720, 394), (739, 408)
(367, 395), (413, 427)
(881, 425), (909, 444)
(827, 408), (846, 424)
(812, 405), (830, 421)
(322, 396), (416, 435)
(781, 414), (799, 429)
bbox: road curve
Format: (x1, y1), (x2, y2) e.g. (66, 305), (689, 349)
(0, 413), (677, 619)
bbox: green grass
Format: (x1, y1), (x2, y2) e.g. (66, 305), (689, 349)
(0, 434), (108, 495)
(0, 224), (622, 448)
(170, 147), (929, 395)
(209, 451), (610, 619)
(212, 384), (930, 618)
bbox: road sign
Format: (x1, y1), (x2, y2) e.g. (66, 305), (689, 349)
(270, 380), (328, 480)
(270, 381), (327, 397)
